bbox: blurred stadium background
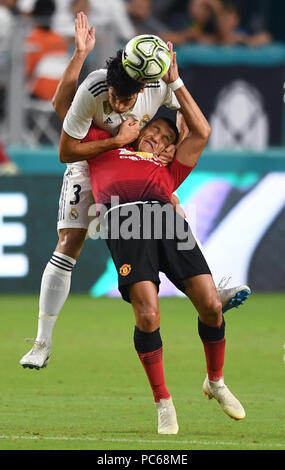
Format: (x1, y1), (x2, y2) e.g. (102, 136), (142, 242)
(0, 0), (285, 296)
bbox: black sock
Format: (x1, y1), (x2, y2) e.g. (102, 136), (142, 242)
(133, 326), (162, 353)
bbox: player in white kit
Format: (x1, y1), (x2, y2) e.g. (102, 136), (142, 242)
(20, 12), (250, 370)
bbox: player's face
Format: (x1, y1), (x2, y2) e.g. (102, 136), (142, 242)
(108, 87), (138, 113)
(136, 120), (176, 155)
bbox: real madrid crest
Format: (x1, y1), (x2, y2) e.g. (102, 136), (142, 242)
(139, 114), (151, 127)
(103, 101), (113, 115)
(69, 208), (79, 220)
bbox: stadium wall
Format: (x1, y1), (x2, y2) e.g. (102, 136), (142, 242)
(1, 149), (285, 295)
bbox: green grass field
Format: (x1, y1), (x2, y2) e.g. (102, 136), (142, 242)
(0, 293), (285, 451)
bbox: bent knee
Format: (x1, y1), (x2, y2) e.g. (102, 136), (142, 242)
(139, 312), (160, 332)
(134, 303), (160, 332)
(199, 296), (223, 327)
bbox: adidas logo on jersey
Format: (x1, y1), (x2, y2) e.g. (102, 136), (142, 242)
(104, 117), (113, 125)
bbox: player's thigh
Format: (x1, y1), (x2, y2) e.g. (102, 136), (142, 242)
(56, 228), (87, 260)
(57, 164), (96, 234)
(129, 281), (160, 332)
(183, 274), (222, 326)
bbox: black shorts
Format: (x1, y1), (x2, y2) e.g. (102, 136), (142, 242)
(103, 201), (211, 302)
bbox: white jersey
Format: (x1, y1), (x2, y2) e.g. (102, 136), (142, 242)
(63, 69), (180, 168)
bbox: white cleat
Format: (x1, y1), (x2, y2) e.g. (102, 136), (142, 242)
(203, 376), (246, 421)
(155, 396), (179, 434)
(217, 277), (251, 313)
(19, 340), (50, 370)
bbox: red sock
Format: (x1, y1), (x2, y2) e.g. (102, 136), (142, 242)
(138, 347), (170, 403)
(202, 338), (226, 382)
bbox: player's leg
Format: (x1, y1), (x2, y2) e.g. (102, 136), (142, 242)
(19, 228), (86, 370)
(20, 165), (93, 369)
(183, 274), (225, 380)
(191, 229), (251, 313)
(36, 228), (86, 345)
(129, 280), (178, 434)
(183, 274), (246, 420)
(105, 202), (178, 433)
(172, 197), (251, 312)
(161, 207), (245, 420)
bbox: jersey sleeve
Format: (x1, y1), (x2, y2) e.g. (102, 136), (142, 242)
(161, 81), (181, 110)
(63, 80), (95, 140)
(167, 157), (196, 191)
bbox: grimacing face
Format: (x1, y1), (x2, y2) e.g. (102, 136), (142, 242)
(136, 120), (177, 156)
(108, 86), (139, 114)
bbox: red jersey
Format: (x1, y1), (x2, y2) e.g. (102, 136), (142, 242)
(85, 127), (194, 205)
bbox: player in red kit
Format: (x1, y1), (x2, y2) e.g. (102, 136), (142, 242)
(86, 45), (246, 434)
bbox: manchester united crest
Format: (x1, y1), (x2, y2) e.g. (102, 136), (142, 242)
(119, 264), (132, 276)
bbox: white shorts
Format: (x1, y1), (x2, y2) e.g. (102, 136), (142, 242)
(57, 164), (95, 231)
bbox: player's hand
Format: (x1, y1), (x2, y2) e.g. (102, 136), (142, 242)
(162, 42), (179, 85)
(116, 119), (140, 146)
(158, 144), (176, 166)
(75, 11), (95, 55)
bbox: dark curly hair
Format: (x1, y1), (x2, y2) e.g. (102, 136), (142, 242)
(106, 50), (145, 98)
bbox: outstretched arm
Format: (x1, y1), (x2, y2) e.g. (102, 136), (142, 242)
(52, 12), (95, 122)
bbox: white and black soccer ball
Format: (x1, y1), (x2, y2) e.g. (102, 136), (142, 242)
(122, 34), (172, 82)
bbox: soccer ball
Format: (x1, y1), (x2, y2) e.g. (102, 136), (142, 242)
(122, 34), (171, 82)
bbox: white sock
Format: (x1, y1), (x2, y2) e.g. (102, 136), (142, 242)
(36, 251), (76, 346)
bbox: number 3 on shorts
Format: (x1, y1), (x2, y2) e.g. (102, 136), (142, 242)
(70, 184), (82, 205)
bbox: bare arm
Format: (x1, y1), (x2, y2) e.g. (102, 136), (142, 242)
(174, 85), (211, 167)
(52, 12), (95, 122)
(59, 119), (140, 163)
(176, 110), (189, 146)
(163, 43), (211, 167)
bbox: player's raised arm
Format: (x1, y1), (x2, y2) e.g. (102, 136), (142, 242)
(164, 43), (211, 167)
(52, 12), (95, 122)
(176, 110), (189, 147)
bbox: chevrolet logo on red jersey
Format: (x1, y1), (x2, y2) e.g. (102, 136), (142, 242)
(119, 148), (162, 166)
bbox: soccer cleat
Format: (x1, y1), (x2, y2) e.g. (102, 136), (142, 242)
(203, 376), (246, 421)
(155, 396), (179, 434)
(19, 340), (50, 370)
(217, 277), (251, 313)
